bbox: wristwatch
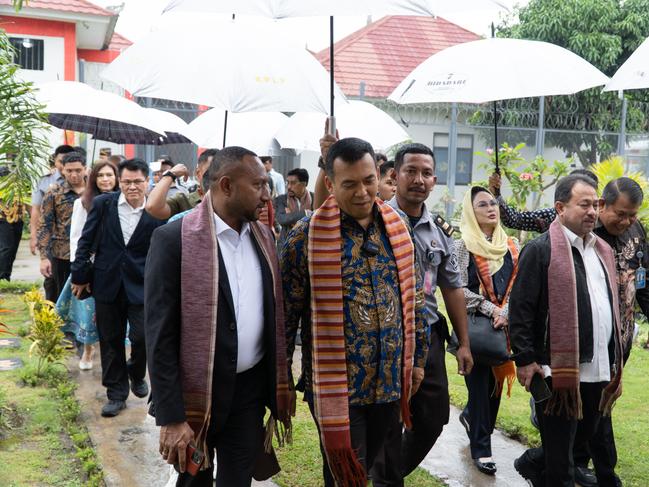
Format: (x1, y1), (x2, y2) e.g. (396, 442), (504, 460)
(162, 170), (177, 182)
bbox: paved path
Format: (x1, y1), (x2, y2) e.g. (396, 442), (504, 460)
(12, 239), (41, 282)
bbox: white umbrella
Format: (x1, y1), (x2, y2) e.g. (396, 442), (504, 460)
(186, 109), (288, 154)
(276, 100), (410, 152)
(604, 37), (649, 92)
(389, 38), (610, 105)
(102, 19), (344, 114)
(163, 0), (508, 17)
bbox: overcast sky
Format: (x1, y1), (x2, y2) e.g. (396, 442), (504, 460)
(94, 1), (528, 50)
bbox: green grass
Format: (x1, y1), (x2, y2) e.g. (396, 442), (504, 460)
(444, 315), (649, 486)
(0, 292), (100, 486)
(0, 279), (42, 294)
(274, 398), (446, 487)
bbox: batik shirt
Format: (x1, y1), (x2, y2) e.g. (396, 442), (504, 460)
(498, 196), (556, 233)
(281, 206), (429, 406)
(595, 221), (649, 357)
(37, 181), (80, 260)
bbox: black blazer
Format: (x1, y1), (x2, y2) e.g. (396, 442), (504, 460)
(71, 192), (165, 305)
(144, 219), (278, 428)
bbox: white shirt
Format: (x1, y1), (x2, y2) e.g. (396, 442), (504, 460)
(542, 226), (613, 382)
(269, 169), (285, 196)
(69, 198), (88, 263)
(117, 193), (145, 245)
(214, 212), (265, 373)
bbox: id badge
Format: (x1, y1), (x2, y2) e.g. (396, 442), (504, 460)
(424, 269), (434, 296)
(636, 267), (646, 290)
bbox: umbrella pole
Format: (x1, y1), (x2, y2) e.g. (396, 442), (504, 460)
(223, 110), (228, 148)
(493, 100), (500, 175)
(327, 15), (336, 136)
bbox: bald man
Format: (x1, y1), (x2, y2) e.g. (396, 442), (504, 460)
(144, 146), (293, 487)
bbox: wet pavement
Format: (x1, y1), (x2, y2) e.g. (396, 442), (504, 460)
(12, 239), (41, 282)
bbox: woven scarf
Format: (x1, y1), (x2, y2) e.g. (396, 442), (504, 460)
(287, 190), (312, 214)
(258, 200), (275, 229)
(179, 192), (292, 467)
(472, 239), (519, 398)
(460, 188), (509, 275)
(308, 195), (416, 487)
(547, 218), (624, 418)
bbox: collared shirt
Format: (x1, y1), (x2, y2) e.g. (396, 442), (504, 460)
(387, 197), (462, 323)
(117, 193), (146, 245)
(166, 184), (189, 199)
(214, 212), (265, 373)
(269, 169), (285, 196)
(543, 226), (613, 382)
(37, 181), (80, 260)
(167, 190), (201, 217)
(32, 169), (64, 207)
(281, 206), (429, 406)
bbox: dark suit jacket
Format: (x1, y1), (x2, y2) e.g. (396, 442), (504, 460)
(144, 219), (279, 429)
(71, 192), (165, 305)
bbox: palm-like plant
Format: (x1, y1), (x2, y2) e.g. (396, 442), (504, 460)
(0, 23), (51, 213)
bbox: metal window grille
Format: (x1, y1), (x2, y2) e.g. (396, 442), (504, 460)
(9, 37), (45, 71)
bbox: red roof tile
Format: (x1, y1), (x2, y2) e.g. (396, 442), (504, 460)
(0, 0), (114, 17)
(316, 16), (481, 99)
(107, 31), (131, 51)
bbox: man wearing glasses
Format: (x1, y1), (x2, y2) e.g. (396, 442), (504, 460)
(71, 158), (165, 418)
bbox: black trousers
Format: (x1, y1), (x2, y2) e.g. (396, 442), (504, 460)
(0, 219), (23, 280)
(50, 257), (70, 303)
(176, 361), (267, 487)
(535, 380), (605, 487)
(95, 286), (146, 401)
(525, 404), (621, 487)
(308, 398), (402, 487)
(463, 362), (501, 459)
(371, 319), (450, 486)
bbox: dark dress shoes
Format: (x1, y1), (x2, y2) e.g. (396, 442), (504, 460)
(474, 459), (497, 476)
(130, 379), (149, 398)
(101, 400), (126, 417)
(575, 466), (599, 487)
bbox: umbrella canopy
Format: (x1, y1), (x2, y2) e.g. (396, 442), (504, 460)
(186, 110), (288, 154)
(163, 0), (507, 17)
(102, 19), (345, 113)
(275, 100), (410, 152)
(35, 81), (192, 145)
(388, 37), (610, 104)
(604, 37), (649, 92)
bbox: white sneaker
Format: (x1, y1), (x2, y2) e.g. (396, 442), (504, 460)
(79, 359), (93, 370)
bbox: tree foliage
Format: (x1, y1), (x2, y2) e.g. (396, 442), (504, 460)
(497, 0), (649, 166)
(0, 26), (50, 213)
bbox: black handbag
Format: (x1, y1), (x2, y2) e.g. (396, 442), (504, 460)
(447, 313), (510, 366)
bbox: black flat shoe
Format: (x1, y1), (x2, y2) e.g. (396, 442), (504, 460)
(101, 400), (126, 417)
(130, 379), (149, 398)
(474, 459), (497, 476)
(575, 466), (599, 487)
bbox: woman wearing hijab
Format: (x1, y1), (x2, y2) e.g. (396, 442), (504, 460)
(453, 186), (519, 475)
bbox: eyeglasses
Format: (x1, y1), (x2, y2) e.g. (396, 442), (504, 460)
(473, 200), (499, 209)
(120, 179), (146, 187)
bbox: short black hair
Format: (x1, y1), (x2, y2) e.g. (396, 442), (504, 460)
(325, 137), (375, 179)
(287, 168), (309, 184)
(62, 151), (86, 166)
(73, 146), (87, 157)
(260, 156), (272, 164)
(159, 156), (174, 168)
(569, 168), (598, 186)
(554, 174), (598, 203)
(54, 145), (75, 157)
(375, 153), (388, 164)
(201, 167), (211, 193)
(394, 143), (435, 172)
(118, 158), (149, 178)
(602, 177), (643, 207)
(209, 146), (258, 184)
(379, 160), (395, 178)
(198, 148), (219, 166)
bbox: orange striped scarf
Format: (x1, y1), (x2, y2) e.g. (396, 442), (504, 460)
(307, 195), (416, 487)
(473, 238), (519, 398)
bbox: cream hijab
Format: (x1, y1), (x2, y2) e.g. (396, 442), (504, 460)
(460, 187), (509, 275)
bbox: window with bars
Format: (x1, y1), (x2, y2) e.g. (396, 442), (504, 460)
(9, 37), (45, 71)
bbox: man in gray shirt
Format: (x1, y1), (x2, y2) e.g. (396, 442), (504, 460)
(372, 143), (473, 485)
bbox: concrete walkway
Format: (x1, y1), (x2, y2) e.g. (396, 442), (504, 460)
(12, 239), (41, 282)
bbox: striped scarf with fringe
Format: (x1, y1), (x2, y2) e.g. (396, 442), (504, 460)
(307, 195), (416, 487)
(547, 218), (623, 418)
(179, 192), (292, 469)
